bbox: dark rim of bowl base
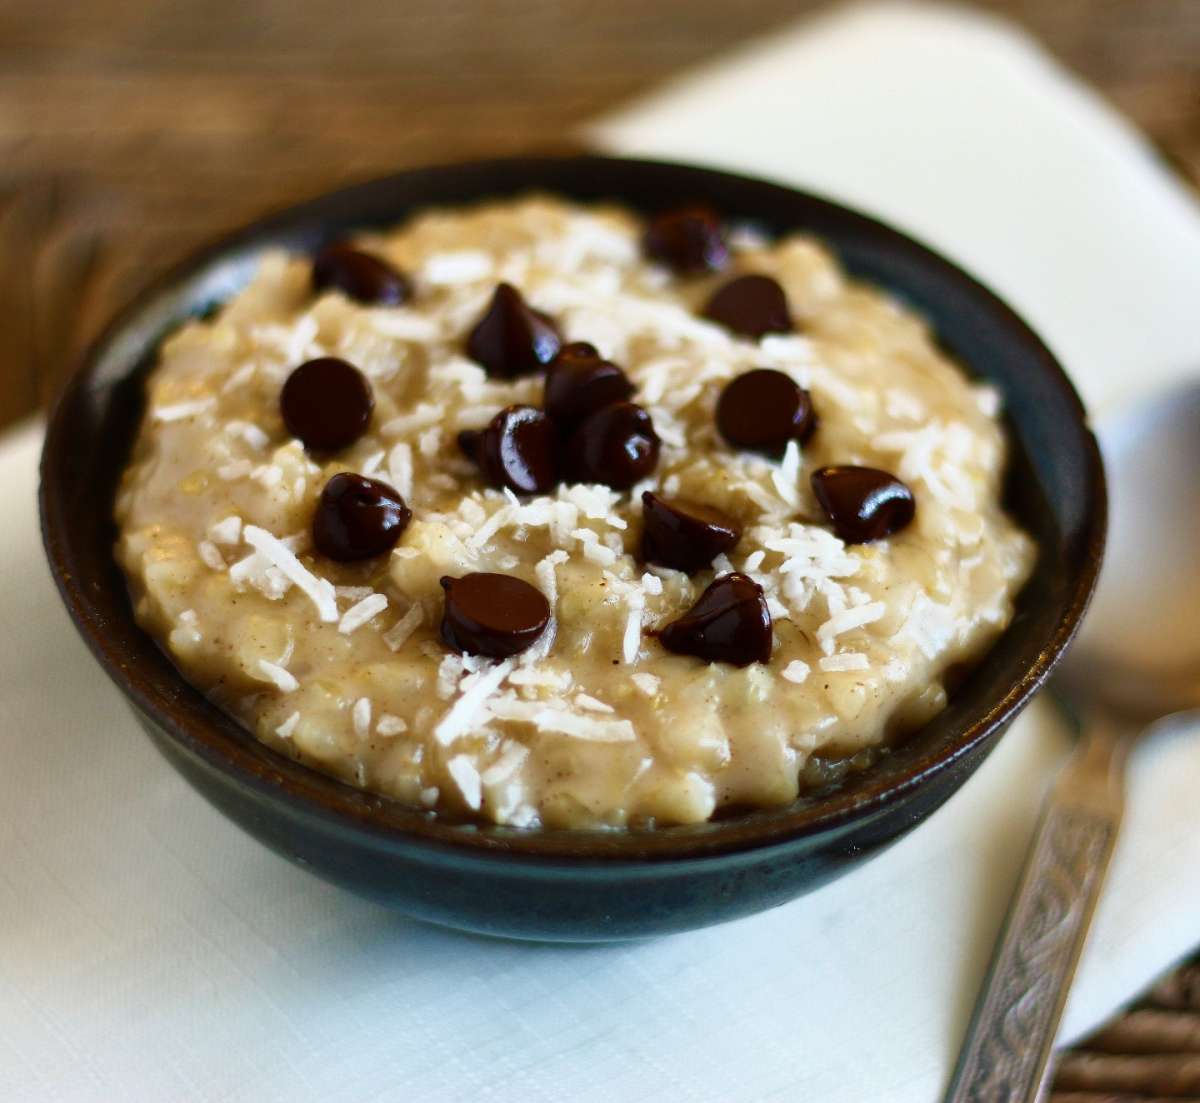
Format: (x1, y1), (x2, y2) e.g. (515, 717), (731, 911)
(39, 154), (1106, 865)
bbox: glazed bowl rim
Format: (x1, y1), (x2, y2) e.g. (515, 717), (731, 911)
(39, 153), (1106, 864)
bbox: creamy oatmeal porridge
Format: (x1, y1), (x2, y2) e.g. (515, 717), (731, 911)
(114, 196), (1035, 829)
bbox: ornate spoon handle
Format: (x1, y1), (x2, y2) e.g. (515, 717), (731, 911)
(943, 720), (1126, 1103)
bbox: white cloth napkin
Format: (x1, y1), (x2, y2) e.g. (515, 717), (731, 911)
(4, 5), (1199, 1101)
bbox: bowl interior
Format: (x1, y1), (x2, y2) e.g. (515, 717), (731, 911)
(39, 155), (1105, 861)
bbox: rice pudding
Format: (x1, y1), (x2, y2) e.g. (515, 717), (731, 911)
(114, 196), (1035, 829)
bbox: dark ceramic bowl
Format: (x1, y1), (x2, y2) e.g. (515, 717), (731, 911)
(40, 155), (1104, 941)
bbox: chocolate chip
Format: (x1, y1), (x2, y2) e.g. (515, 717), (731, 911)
(565, 401), (660, 489)
(658, 573), (772, 666)
(543, 343), (634, 431)
(702, 274), (793, 338)
(440, 573), (551, 658)
(466, 283), (562, 378)
(716, 368), (816, 457)
(312, 243), (412, 306)
(811, 466), (915, 543)
(281, 357), (374, 452)
(312, 473), (412, 561)
(641, 492), (741, 573)
(457, 405), (558, 495)
(642, 204), (729, 274)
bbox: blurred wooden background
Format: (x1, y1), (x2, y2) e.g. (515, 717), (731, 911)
(2, 0), (1199, 433)
(4, 2), (1200, 1093)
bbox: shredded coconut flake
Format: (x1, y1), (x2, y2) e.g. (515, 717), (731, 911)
(771, 440), (802, 506)
(574, 693), (614, 714)
(437, 654), (466, 699)
(418, 427), (441, 457)
(422, 250), (494, 285)
(338, 593), (388, 635)
(222, 362), (257, 393)
(243, 525), (338, 622)
(521, 550), (567, 665)
(197, 540), (225, 571)
(781, 660), (810, 684)
(818, 653), (870, 673)
(899, 595), (957, 660)
(622, 590), (645, 664)
(572, 528), (617, 566)
(383, 603), (424, 652)
(817, 601), (887, 654)
(207, 515), (243, 545)
(381, 402), (446, 437)
(225, 420), (270, 449)
(469, 503), (513, 550)
(509, 666), (571, 691)
(251, 463), (283, 488)
(217, 460), (252, 481)
(434, 660), (514, 745)
(376, 713), (407, 736)
(446, 755), (483, 810)
(531, 709), (636, 743)
(335, 585), (374, 601)
(364, 312), (441, 342)
(153, 397), (215, 422)
(350, 697), (372, 739)
(885, 388), (927, 421)
(257, 659), (299, 692)
(228, 551), (291, 600)
(974, 384), (1002, 418)
(275, 711), (300, 738)
(481, 742), (529, 786)
(386, 442), (414, 500)
(631, 672), (660, 697)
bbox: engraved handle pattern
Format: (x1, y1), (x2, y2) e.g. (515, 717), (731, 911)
(944, 803), (1117, 1103)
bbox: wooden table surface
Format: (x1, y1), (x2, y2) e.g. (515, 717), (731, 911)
(5, 1), (1199, 1096)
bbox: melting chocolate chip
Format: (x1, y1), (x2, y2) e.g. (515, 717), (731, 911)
(642, 204), (729, 274)
(716, 368), (816, 457)
(466, 282), (562, 378)
(658, 573), (772, 666)
(565, 401), (660, 489)
(312, 473), (412, 561)
(312, 243), (412, 306)
(281, 357), (374, 452)
(457, 405), (558, 495)
(702, 274), (793, 339)
(543, 343), (635, 430)
(440, 573), (551, 658)
(811, 466), (915, 543)
(641, 492), (741, 573)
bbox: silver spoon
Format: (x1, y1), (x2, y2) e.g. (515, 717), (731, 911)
(945, 380), (1200, 1103)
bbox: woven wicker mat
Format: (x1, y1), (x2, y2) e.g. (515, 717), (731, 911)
(1050, 953), (1200, 1101)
